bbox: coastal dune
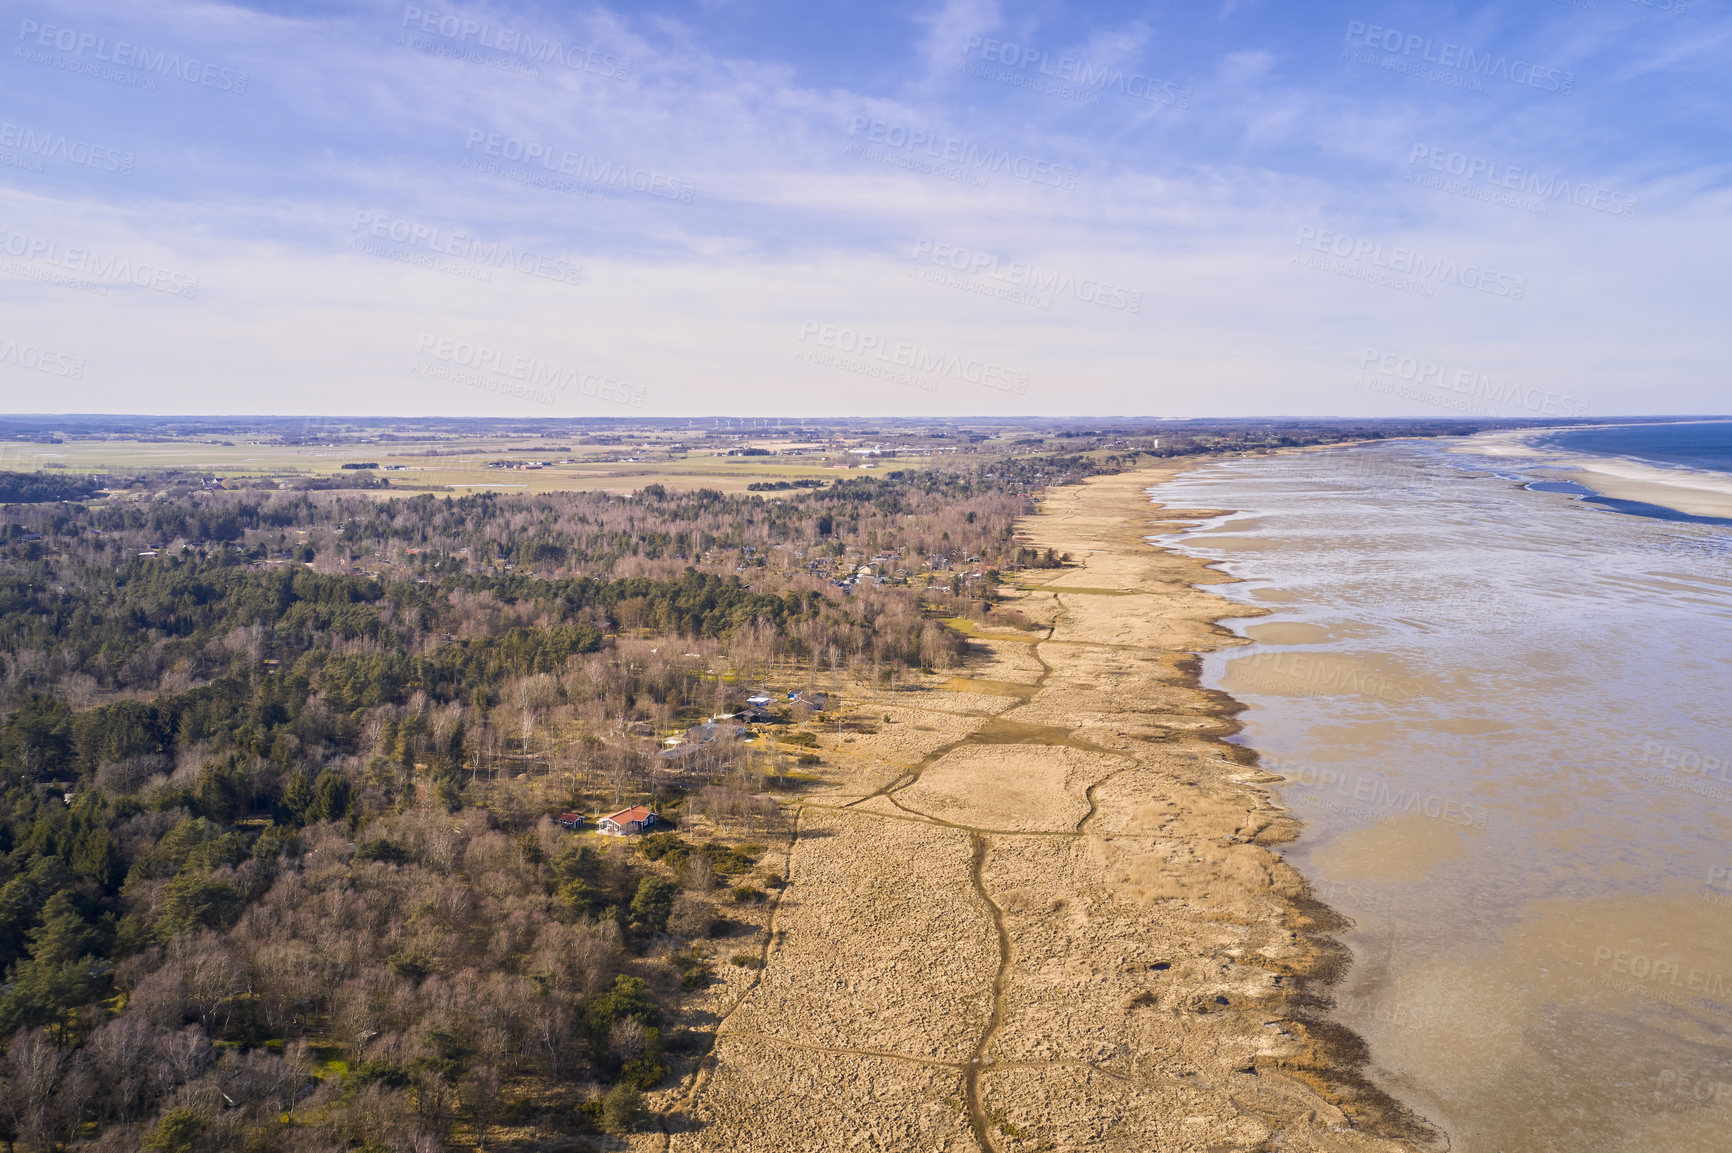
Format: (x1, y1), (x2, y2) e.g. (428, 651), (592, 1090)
(662, 466), (1429, 1151)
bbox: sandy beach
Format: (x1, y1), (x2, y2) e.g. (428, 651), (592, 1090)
(1454, 427), (1732, 519)
(658, 464), (1429, 1152)
(1553, 462), (1732, 519)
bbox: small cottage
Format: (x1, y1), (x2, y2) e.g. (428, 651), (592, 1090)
(598, 805), (658, 836)
(556, 811), (585, 830)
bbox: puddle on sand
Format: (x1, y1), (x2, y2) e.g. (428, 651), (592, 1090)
(966, 716), (1110, 755)
(942, 676), (1038, 698)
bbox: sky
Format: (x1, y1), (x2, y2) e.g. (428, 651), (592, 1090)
(0, 0), (1726, 419)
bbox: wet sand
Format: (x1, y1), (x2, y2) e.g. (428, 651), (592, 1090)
(658, 465), (1429, 1152)
(1152, 441), (1732, 1152)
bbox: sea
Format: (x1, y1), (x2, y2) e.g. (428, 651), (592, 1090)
(1151, 423), (1732, 1153)
(1537, 421), (1732, 475)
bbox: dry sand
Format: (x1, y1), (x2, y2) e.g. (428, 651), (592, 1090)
(1556, 463), (1732, 519)
(652, 465), (1434, 1152)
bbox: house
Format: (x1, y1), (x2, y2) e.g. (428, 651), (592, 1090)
(788, 690), (829, 710)
(689, 720), (747, 743)
(556, 811), (585, 830)
(598, 806), (658, 836)
(657, 720), (746, 760)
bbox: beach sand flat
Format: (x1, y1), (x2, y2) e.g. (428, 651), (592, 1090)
(1452, 427), (1732, 519)
(659, 465), (1431, 1152)
(1556, 462), (1732, 519)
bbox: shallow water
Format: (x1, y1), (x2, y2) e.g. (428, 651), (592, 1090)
(1153, 440), (1732, 1153)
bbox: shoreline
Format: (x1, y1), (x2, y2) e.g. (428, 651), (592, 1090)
(1135, 446), (1732, 1150)
(1554, 460), (1732, 520)
(1018, 464), (1436, 1147)
(1454, 424), (1732, 520)
(663, 460), (1433, 1151)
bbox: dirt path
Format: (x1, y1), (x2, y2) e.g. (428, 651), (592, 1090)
(962, 831), (1013, 1153)
(654, 465), (1435, 1152)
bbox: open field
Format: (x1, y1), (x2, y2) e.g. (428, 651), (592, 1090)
(2, 437), (944, 495)
(647, 465), (1431, 1152)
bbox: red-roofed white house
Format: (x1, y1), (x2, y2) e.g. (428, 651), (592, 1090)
(598, 805), (658, 836)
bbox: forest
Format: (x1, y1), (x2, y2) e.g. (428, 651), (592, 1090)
(0, 451), (1105, 1152)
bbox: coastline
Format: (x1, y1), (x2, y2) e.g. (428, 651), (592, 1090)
(1015, 464), (1435, 1147)
(1554, 461), (1732, 520)
(664, 461), (1432, 1151)
(1455, 425), (1732, 520)
(1139, 445), (1732, 1150)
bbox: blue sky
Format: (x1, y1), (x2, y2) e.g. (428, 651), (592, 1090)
(0, 0), (1726, 417)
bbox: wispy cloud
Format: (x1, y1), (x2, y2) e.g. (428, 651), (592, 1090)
(0, 0), (1726, 416)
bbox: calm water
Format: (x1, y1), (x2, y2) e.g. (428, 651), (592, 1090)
(1153, 439), (1732, 1153)
(1537, 421), (1732, 474)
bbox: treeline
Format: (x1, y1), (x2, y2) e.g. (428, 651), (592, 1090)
(0, 469), (1040, 588)
(0, 549), (963, 714)
(0, 473), (104, 505)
